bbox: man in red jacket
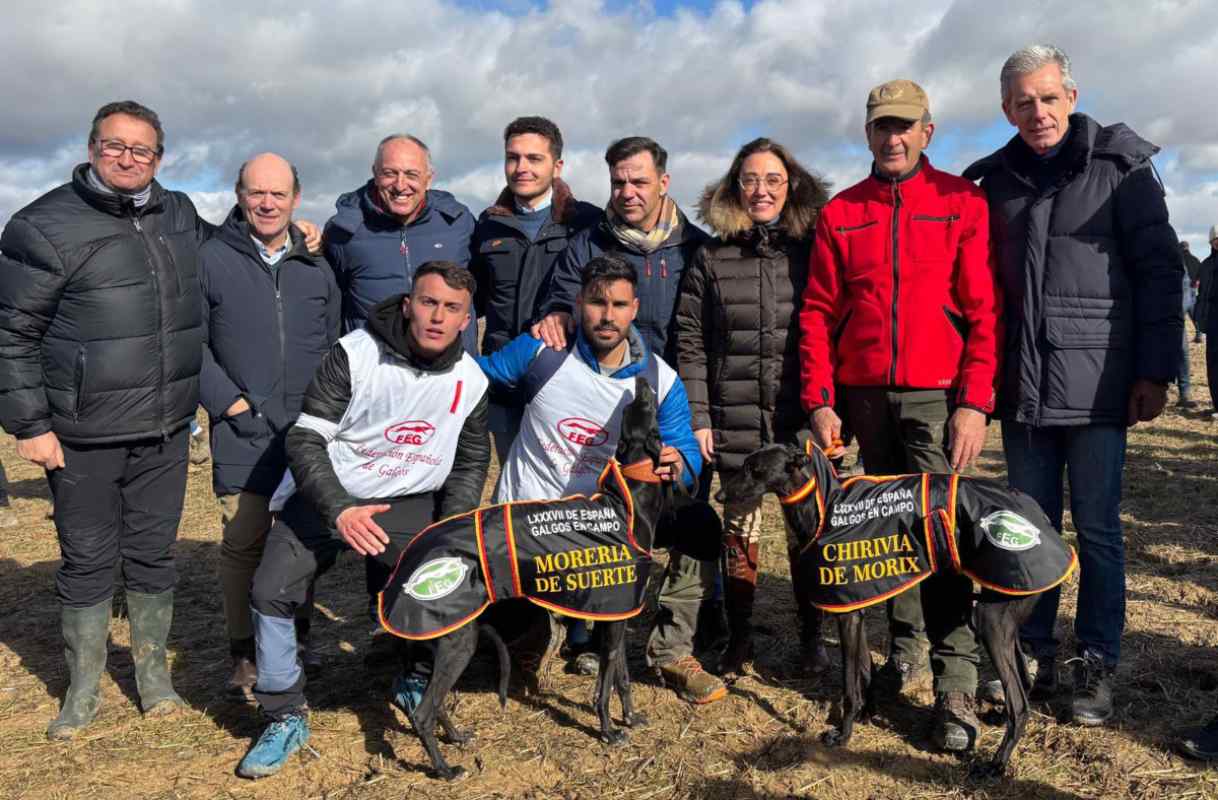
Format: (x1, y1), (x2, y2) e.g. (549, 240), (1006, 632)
(799, 79), (1002, 753)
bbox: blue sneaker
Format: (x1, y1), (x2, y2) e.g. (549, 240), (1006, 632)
(237, 714), (310, 779)
(391, 673), (427, 716)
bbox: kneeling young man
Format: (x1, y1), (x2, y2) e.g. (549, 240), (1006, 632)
(238, 262), (490, 779)
(481, 255), (724, 703)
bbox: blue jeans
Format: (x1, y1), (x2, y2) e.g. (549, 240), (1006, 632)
(1001, 421), (1127, 667)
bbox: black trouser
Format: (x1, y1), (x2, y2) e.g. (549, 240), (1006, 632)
(839, 387), (979, 695)
(250, 492), (433, 719)
(47, 427), (190, 608)
(1207, 325), (1218, 411)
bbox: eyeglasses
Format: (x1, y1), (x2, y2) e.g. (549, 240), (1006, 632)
(738, 174), (788, 192)
(95, 139), (160, 165)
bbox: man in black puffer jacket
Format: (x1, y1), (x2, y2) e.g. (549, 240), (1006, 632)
(965, 45), (1182, 728)
(199, 153), (340, 701)
(0, 101), (208, 739)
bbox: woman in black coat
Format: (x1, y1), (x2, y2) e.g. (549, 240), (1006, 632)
(676, 138), (830, 674)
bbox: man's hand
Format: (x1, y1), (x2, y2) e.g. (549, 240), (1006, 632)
(293, 220), (323, 255)
(225, 397), (252, 418)
(16, 431), (65, 470)
(693, 428), (715, 464)
(336, 504), (392, 556)
(946, 407), (987, 472)
(1127, 379), (1168, 426)
(530, 311), (572, 350)
(654, 445), (685, 482)
(810, 407), (842, 452)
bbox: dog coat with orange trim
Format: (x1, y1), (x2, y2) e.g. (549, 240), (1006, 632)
(798, 472), (1077, 613)
(379, 461), (652, 640)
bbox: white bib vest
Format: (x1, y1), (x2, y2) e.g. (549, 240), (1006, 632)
(495, 344), (676, 503)
(273, 328), (488, 509)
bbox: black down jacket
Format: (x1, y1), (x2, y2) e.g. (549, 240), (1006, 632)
(0, 164), (206, 444)
(199, 206), (340, 497)
(675, 170), (830, 474)
(964, 114), (1183, 426)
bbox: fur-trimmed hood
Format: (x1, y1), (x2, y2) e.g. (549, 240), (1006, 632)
(697, 169), (831, 241)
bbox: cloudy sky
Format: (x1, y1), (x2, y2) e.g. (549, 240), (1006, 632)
(2, 0), (1217, 249)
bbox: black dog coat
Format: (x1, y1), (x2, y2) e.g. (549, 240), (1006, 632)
(787, 467), (1077, 613)
(380, 460), (652, 639)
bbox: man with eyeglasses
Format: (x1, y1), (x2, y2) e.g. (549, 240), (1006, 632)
(0, 101), (317, 739)
(322, 133), (477, 642)
(799, 79), (1002, 753)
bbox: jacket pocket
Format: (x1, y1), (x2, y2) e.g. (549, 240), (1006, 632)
(835, 220), (884, 277)
(909, 214), (959, 263)
(942, 306), (968, 342)
(72, 345), (87, 422)
(1042, 315), (1132, 412)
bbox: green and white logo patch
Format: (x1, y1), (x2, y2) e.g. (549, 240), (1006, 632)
(979, 510), (1041, 552)
(404, 557), (469, 601)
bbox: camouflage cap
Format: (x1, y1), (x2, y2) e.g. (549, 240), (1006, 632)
(866, 79), (930, 125)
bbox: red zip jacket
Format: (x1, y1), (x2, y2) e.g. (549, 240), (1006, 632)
(799, 156), (1001, 413)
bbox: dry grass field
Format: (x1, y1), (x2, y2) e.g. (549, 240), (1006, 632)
(2, 344), (1217, 800)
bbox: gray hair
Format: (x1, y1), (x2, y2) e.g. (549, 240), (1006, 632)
(1001, 44), (1076, 102)
(373, 134), (433, 172)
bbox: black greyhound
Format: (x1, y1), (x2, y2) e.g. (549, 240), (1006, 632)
(380, 377), (668, 780)
(716, 443), (1076, 776)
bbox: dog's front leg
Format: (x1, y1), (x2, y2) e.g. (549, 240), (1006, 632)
(824, 611), (869, 747)
(408, 627), (477, 781)
(606, 621), (647, 729)
(972, 594), (1035, 778)
(595, 621), (629, 744)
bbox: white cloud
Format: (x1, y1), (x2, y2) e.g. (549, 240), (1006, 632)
(0, 0), (1215, 245)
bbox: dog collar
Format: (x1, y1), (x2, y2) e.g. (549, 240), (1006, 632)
(780, 475), (818, 505)
(618, 458), (664, 484)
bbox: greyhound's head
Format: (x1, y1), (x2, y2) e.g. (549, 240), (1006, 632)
(715, 442), (841, 508)
(615, 377), (661, 467)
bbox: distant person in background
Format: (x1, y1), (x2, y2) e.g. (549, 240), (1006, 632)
(1203, 226), (1218, 415)
(199, 153), (340, 701)
(675, 138), (832, 676)
(470, 116), (598, 462)
(1181, 241), (1203, 342)
(1176, 267), (1197, 408)
(1196, 228), (1216, 346)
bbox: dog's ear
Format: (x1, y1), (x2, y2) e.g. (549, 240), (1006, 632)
(786, 443), (812, 471)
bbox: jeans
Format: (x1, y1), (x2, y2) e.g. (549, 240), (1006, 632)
(1001, 421), (1127, 667)
(1178, 328), (1192, 397)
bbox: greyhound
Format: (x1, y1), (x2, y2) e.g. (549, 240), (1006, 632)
(379, 377), (670, 780)
(716, 442), (1076, 776)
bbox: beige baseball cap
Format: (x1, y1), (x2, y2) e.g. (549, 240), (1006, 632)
(866, 79), (930, 125)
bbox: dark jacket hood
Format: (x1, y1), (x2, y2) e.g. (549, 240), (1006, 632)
(70, 163), (166, 218)
(697, 168), (831, 241)
(484, 177), (586, 224)
(215, 205), (310, 261)
(964, 113), (1160, 183)
(330, 183), (469, 234)
(365, 293), (465, 371)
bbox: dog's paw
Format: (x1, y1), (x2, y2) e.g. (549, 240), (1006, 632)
(821, 728), (848, 748)
(600, 728), (629, 746)
(435, 765), (469, 782)
(968, 759), (1006, 780)
(624, 712), (649, 728)
(442, 729), (473, 746)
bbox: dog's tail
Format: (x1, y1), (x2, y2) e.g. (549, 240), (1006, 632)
(477, 623), (510, 708)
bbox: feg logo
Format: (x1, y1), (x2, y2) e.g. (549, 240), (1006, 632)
(385, 420), (436, 446)
(557, 417), (608, 447)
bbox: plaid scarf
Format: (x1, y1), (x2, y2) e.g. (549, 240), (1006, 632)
(606, 195), (680, 254)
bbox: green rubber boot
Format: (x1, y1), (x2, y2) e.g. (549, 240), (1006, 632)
(47, 600), (112, 740)
(126, 590), (185, 716)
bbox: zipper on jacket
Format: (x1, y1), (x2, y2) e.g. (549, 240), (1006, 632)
(660, 257), (668, 279)
(72, 346), (87, 422)
(889, 182), (902, 385)
(133, 213), (169, 440)
(836, 220), (878, 234)
(400, 229), (412, 274)
(276, 267), (286, 428)
(644, 256), (652, 278)
(911, 214), (959, 223)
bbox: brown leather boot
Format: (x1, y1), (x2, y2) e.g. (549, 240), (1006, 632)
(788, 547), (830, 674)
(719, 535), (758, 676)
